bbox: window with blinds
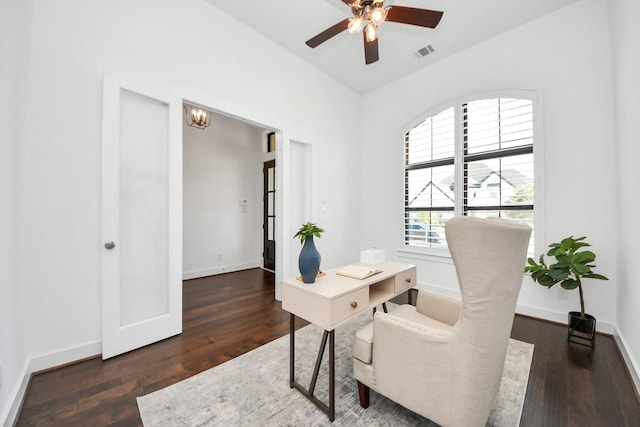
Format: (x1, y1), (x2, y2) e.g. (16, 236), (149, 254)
(404, 95), (535, 252)
(404, 107), (455, 248)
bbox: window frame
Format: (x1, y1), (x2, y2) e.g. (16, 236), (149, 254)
(400, 89), (544, 259)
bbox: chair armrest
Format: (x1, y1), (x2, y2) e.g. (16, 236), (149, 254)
(416, 289), (461, 326)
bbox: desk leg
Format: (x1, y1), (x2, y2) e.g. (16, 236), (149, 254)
(288, 313), (336, 422)
(289, 313), (295, 388)
(309, 331), (329, 395)
(329, 329), (335, 421)
(373, 303), (389, 315)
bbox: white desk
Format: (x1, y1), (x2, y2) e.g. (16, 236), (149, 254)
(282, 261), (416, 421)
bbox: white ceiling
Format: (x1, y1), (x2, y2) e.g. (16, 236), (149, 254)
(206, 0), (579, 94)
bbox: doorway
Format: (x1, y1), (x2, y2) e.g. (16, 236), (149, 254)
(182, 106), (280, 281)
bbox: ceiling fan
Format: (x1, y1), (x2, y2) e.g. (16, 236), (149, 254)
(305, 0), (443, 65)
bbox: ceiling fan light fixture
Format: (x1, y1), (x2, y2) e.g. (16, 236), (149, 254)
(364, 22), (378, 42)
(348, 16), (365, 34)
(369, 6), (389, 26)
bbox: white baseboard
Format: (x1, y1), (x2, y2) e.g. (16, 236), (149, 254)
(1, 340), (101, 427)
(613, 328), (640, 397)
(1, 361), (29, 427)
(515, 304), (616, 334)
(27, 340), (101, 374)
(182, 261), (261, 280)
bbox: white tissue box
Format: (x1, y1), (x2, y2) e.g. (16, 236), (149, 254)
(360, 249), (386, 265)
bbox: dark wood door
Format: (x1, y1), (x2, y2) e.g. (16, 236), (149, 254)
(263, 160), (276, 271)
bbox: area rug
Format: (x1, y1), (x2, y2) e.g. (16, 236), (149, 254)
(137, 308), (534, 426)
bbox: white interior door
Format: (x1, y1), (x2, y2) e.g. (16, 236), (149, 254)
(101, 74), (182, 359)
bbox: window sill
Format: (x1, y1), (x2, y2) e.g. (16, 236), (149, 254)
(396, 246), (453, 265)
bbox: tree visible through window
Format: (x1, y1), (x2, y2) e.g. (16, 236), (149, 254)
(404, 95), (535, 252)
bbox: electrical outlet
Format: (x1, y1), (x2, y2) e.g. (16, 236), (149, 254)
(557, 288), (568, 300)
(217, 254), (223, 261)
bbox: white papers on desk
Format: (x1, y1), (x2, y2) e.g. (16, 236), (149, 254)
(336, 264), (383, 280)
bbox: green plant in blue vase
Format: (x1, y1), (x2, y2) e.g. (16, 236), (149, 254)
(294, 222), (324, 244)
(294, 222), (324, 284)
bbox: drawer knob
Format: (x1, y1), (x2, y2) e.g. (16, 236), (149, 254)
(351, 301), (358, 309)
(405, 277), (412, 283)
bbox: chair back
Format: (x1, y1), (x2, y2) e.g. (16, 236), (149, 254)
(446, 216), (531, 426)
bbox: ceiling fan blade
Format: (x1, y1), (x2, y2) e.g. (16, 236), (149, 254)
(306, 18), (350, 48)
(340, 0), (355, 4)
(364, 33), (379, 65)
(386, 6), (443, 28)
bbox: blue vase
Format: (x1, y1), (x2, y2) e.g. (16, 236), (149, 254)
(299, 236), (321, 284)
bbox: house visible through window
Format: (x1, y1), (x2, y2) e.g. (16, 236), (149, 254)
(404, 94), (536, 253)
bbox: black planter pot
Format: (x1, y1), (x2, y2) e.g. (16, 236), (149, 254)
(568, 311), (596, 348)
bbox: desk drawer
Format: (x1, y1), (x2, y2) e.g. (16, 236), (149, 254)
(394, 267), (416, 293)
(330, 287), (368, 325)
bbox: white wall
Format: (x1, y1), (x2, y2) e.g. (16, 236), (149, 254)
(609, 0), (640, 385)
(183, 111), (266, 279)
(0, 0), (32, 422)
(3, 0), (361, 422)
(360, 0), (618, 329)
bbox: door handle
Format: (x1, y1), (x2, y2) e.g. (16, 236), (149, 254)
(104, 241), (116, 250)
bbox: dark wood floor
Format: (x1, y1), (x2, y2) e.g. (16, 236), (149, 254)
(15, 269), (640, 426)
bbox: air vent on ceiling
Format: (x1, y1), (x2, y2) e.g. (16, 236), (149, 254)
(416, 44), (435, 58)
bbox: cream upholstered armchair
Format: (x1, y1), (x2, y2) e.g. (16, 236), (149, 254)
(353, 216), (532, 427)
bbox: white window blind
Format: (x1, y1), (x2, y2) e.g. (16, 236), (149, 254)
(404, 107), (455, 248)
(404, 96), (535, 252)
